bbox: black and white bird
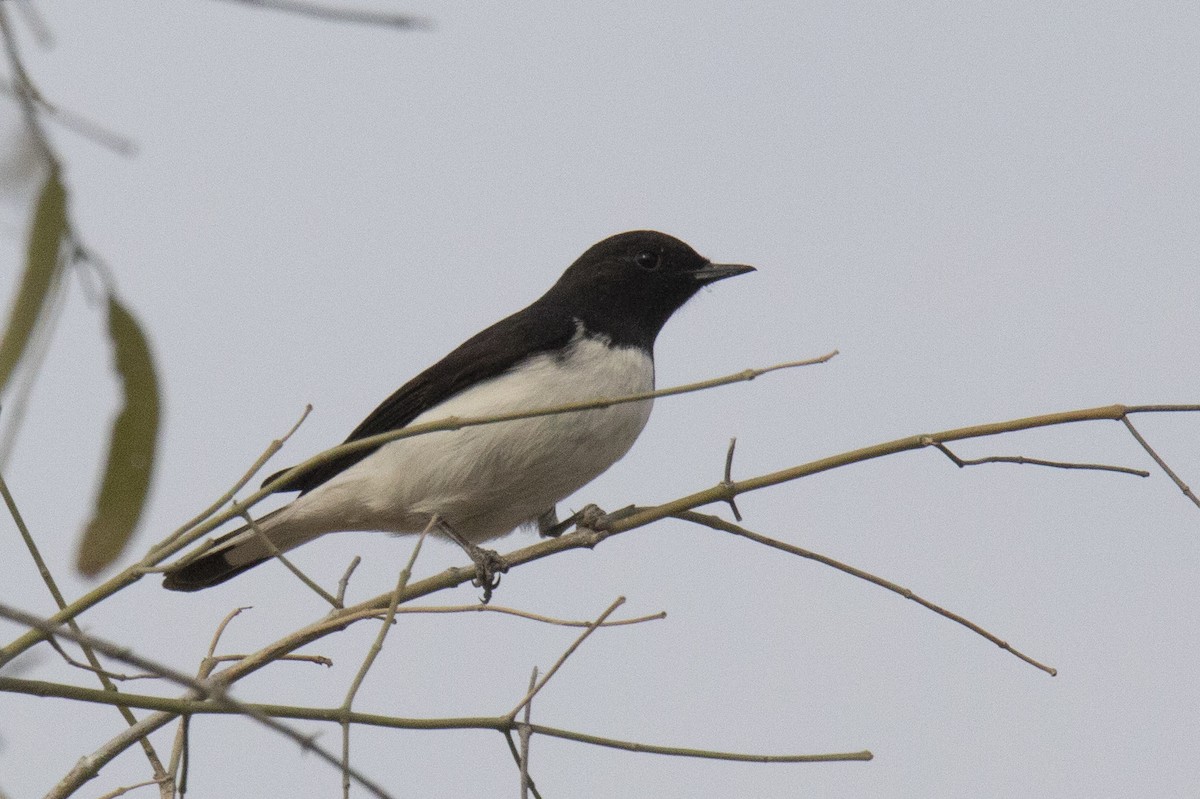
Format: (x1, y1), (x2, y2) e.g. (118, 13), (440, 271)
(163, 230), (754, 593)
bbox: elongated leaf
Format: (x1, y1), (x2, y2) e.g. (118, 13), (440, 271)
(0, 169), (67, 393)
(77, 295), (160, 576)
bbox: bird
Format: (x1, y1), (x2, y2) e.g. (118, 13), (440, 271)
(162, 230), (755, 594)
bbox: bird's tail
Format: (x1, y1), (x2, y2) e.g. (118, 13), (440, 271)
(162, 507), (295, 592)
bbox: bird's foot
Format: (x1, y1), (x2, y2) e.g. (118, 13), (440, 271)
(465, 544), (508, 604)
(539, 503), (639, 537)
(439, 520), (509, 603)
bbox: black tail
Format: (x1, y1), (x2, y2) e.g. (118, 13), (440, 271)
(162, 509), (286, 592)
(161, 547), (271, 592)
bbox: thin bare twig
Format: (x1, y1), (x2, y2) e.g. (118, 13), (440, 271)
(168, 606), (256, 787)
(208, 653), (333, 667)
(340, 522), (431, 798)
(1120, 416), (1200, 510)
(0, 81), (137, 155)
(386, 604), (666, 628)
(235, 500), (342, 607)
(507, 597), (625, 720)
(0, 267), (67, 470)
(930, 441), (1149, 477)
(152, 404), (311, 555)
(519, 666), (537, 799)
(0, 603), (395, 799)
(208, 0), (432, 29)
(0, 675), (873, 765)
(11, 0), (53, 48)
(43, 635), (159, 681)
(527, 723), (872, 763)
(336, 555), (362, 605)
(722, 437), (743, 521)
(0, 471), (171, 785)
(93, 779), (161, 799)
(673, 510), (1057, 676)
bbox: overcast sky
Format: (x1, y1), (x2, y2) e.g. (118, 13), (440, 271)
(2, 1), (1199, 797)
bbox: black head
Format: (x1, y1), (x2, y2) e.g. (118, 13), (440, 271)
(542, 230), (755, 349)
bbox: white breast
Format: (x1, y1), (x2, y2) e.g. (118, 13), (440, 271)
(292, 331), (655, 543)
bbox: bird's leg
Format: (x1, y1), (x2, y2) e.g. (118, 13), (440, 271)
(438, 519), (507, 604)
(538, 503), (640, 537)
(537, 506), (565, 537)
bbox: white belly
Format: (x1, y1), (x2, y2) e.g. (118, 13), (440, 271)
(293, 334), (654, 543)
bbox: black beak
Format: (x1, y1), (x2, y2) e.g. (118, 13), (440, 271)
(691, 261), (756, 285)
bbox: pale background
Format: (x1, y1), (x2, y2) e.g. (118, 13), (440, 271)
(1, 2), (1198, 797)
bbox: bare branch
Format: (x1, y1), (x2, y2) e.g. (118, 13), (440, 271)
(0, 81), (136, 155)
(1120, 416), (1200, 510)
(151, 403), (311, 555)
(0, 604), (396, 799)
(526, 723), (873, 763)
(507, 597), (625, 720)
(94, 779), (162, 799)
(341, 523), (431, 798)
(0, 470), (171, 783)
(387, 603), (666, 628)
(722, 437), (744, 521)
(235, 500), (342, 607)
(43, 635), (160, 682)
(673, 510), (1058, 676)
(208, 0), (432, 29)
(931, 441), (1149, 476)
(519, 666), (537, 799)
(0, 675), (873, 765)
(209, 653), (333, 667)
(336, 555), (363, 605)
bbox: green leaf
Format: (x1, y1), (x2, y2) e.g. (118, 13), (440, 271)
(0, 169), (67, 394)
(77, 295), (161, 577)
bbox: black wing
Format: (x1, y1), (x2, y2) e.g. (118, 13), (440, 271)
(262, 303), (576, 495)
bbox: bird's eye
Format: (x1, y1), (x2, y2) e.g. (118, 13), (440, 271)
(634, 251), (660, 271)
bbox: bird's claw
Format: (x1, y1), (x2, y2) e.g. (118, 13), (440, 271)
(467, 546), (508, 604)
(539, 503), (638, 537)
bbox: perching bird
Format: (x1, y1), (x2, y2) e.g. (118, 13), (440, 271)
(163, 230), (754, 593)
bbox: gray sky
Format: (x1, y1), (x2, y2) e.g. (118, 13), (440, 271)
(2, 1), (1199, 796)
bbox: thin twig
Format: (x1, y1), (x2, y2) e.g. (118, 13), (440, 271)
(0, 4), (55, 164)
(235, 500), (342, 607)
(336, 556), (362, 605)
(0, 471), (171, 783)
(673, 510), (1057, 676)
(168, 606), (255, 786)
(519, 667), (537, 799)
(0, 603), (396, 799)
(205, 607), (252, 662)
(931, 441), (1149, 476)
(0, 81), (137, 155)
(382, 604), (666, 628)
(0, 267), (67, 470)
(43, 635), (159, 681)
(152, 404), (311, 555)
(507, 597), (625, 720)
(340, 522), (431, 798)
(208, 0), (432, 28)
(527, 723), (872, 763)
(722, 437), (743, 521)
(11, 0), (53, 48)
(0, 675), (873, 765)
(1120, 416), (1200, 510)
(208, 653), (333, 667)
(93, 779), (161, 799)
